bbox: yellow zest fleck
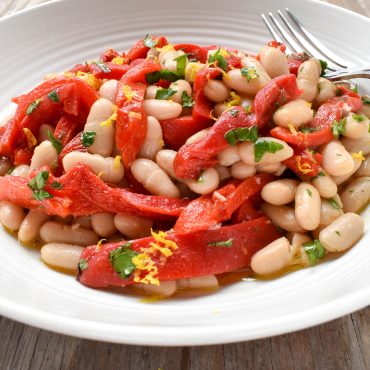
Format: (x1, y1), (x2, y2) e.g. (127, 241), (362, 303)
(76, 71), (102, 90)
(97, 171), (104, 178)
(159, 139), (165, 147)
(352, 151), (365, 161)
(63, 72), (75, 78)
(287, 123), (298, 135)
(186, 63), (203, 82)
(210, 110), (218, 121)
(132, 253), (160, 286)
(218, 48), (230, 58)
(100, 112), (117, 127)
(225, 91), (241, 108)
(156, 44), (174, 53)
(111, 56), (124, 65)
(128, 111), (142, 120)
(306, 102), (312, 108)
(22, 128), (37, 148)
(148, 230), (178, 258)
(296, 157), (312, 174)
(114, 155), (122, 170)
(95, 238), (107, 251)
(122, 85), (137, 102)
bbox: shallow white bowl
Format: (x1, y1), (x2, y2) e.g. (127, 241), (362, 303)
(0, 0), (369, 346)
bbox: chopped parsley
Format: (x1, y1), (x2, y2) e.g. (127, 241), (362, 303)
(331, 118), (346, 138)
(181, 91), (194, 108)
(155, 87), (176, 100)
(145, 70), (181, 83)
(306, 188), (312, 197)
(241, 67), (259, 81)
(81, 131), (96, 147)
(208, 239), (233, 247)
(27, 170), (53, 201)
(224, 126), (258, 145)
(352, 114), (366, 123)
(145, 71), (161, 84)
(327, 198), (340, 210)
(303, 239), (326, 265)
(254, 139), (284, 162)
(175, 54), (188, 77)
(229, 109), (239, 117)
(26, 98), (42, 115)
(92, 60), (111, 73)
(109, 242), (138, 279)
(78, 259), (89, 270)
(197, 170), (205, 183)
(319, 59), (328, 76)
(312, 171), (326, 180)
(47, 90), (60, 103)
(51, 181), (63, 189)
(208, 49), (228, 72)
(362, 96), (370, 105)
(143, 34), (158, 48)
(299, 126), (320, 133)
(47, 131), (63, 154)
(335, 230), (341, 236)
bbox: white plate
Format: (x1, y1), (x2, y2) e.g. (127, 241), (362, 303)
(0, 0), (369, 346)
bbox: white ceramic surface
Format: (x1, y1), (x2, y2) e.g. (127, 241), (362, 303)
(0, 0), (369, 346)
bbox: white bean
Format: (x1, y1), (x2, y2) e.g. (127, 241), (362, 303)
(169, 80), (192, 104)
(273, 99), (314, 129)
(319, 199), (344, 226)
(217, 145), (240, 166)
(114, 213), (153, 239)
(259, 45), (289, 78)
(340, 176), (370, 213)
(261, 179), (298, 206)
(214, 165), (231, 181)
(99, 79), (118, 103)
(159, 49), (185, 72)
(73, 216), (92, 229)
(214, 103), (227, 117)
(0, 157), (11, 176)
(38, 124), (54, 142)
(356, 156), (370, 177)
(84, 98), (115, 157)
(0, 201), (25, 231)
(251, 237), (292, 276)
(137, 116), (164, 160)
(341, 132), (370, 156)
(315, 77), (338, 105)
(91, 212), (117, 237)
(145, 85), (160, 100)
(143, 99), (182, 120)
(63, 151), (124, 183)
(131, 158), (180, 198)
(256, 161), (282, 174)
(297, 59), (321, 102)
(343, 113), (369, 139)
(231, 161), (256, 179)
(186, 128), (210, 145)
(133, 281), (177, 297)
(319, 213), (364, 252)
(18, 209), (50, 244)
(53, 215), (74, 224)
(286, 232), (311, 266)
(40, 221), (99, 246)
(331, 156), (362, 185)
(321, 140), (355, 177)
(29, 140), (58, 172)
(156, 149), (177, 179)
(41, 243), (84, 270)
(10, 164), (29, 178)
(260, 203), (305, 232)
(204, 80), (230, 103)
(177, 275), (218, 290)
(312, 173), (338, 198)
(184, 168), (220, 195)
(185, 62), (205, 83)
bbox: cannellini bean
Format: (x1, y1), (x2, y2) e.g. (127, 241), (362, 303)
(319, 199), (344, 226)
(273, 99), (314, 128)
(319, 213), (364, 252)
(40, 221), (99, 246)
(133, 281), (177, 297)
(73, 216), (92, 229)
(260, 203), (305, 232)
(18, 209), (50, 244)
(10, 164), (29, 178)
(343, 113), (369, 139)
(239, 137), (293, 165)
(143, 99), (182, 120)
(259, 45), (289, 78)
(29, 140), (58, 172)
(340, 176), (370, 213)
(84, 98), (115, 157)
(137, 116), (163, 160)
(312, 173), (337, 198)
(295, 183), (321, 230)
(331, 156), (362, 185)
(41, 243), (84, 270)
(315, 77), (338, 105)
(297, 59), (321, 102)
(204, 80), (230, 103)
(185, 168), (220, 195)
(321, 140), (354, 177)
(145, 85), (160, 99)
(256, 161), (282, 174)
(159, 49), (185, 72)
(91, 212), (117, 237)
(356, 155), (370, 177)
(341, 132), (370, 156)
(99, 79), (118, 103)
(63, 151), (124, 183)
(114, 213), (153, 239)
(217, 146), (240, 166)
(147, 47), (159, 59)
(185, 62), (205, 83)
(0, 157), (11, 176)
(38, 124), (54, 142)
(251, 237), (292, 275)
(53, 215), (74, 224)
(224, 58), (271, 95)
(131, 158), (180, 198)
(0, 201), (25, 231)
(361, 95), (370, 118)
(215, 165), (231, 181)
(185, 128), (210, 145)
(177, 275), (218, 290)
(156, 149), (177, 179)
(287, 232), (311, 265)
(169, 80), (192, 104)
(261, 179), (298, 206)
(231, 161), (256, 179)
(214, 102), (227, 117)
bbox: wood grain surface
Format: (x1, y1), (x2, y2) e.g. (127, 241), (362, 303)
(1, 1), (370, 369)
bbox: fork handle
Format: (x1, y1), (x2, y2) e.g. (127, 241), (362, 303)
(325, 65), (370, 80)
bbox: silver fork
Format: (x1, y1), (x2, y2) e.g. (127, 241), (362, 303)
(261, 8), (370, 80)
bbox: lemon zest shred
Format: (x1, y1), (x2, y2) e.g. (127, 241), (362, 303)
(128, 111), (142, 120)
(296, 157), (312, 174)
(63, 72), (75, 78)
(210, 110), (218, 121)
(122, 85), (137, 102)
(114, 155), (122, 170)
(218, 48), (230, 58)
(132, 253), (160, 285)
(156, 44), (174, 53)
(287, 123), (298, 135)
(351, 151), (365, 161)
(97, 171), (104, 178)
(22, 128), (37, 148)
(76, 71), (102, 90)
(111, 56), (124, 65)
(100, 112), (117, 127)
(225, 91), (241, 108)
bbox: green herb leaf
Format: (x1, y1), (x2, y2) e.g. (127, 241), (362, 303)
(208, 49), (228, 72)
(244, 105), (252, 113)
(26, 98), (42, 115)
(27, 170), (53, 201)
(197, 170), (205, 183)
(79, 259), (89, 270)
(352, 114), (365, 123)
(175, 54), (188, 77)
(143, 33), (158, 48)
(224, 126), (259, 145)
(299, 126), (320, 133)
(81, 131), (96, 147)
(335, 230), (341, 236)
(51, 181), (63, 189)
(181, 91), (194, 108)
(229, 109), (239, 117)
(145, 71), (161, 84)
(47, 90), (60, 103)
(207, 239), (233, 247)
(303, 239), (326, 265)
(312, 170), (326, 181)
(155, 87), (176, 100)
(32, 189), (53, 201)
(160, 69), (180, 82)
(92, 60), (111, 73)
(109, 242), (138, 279)
(327, 198), (340, 210)
(319, 59), (328, 76)
(362, 96), (370, 105)
(306, 188), (312, 197)
(241, 67), (259, 81)
(47, 131), (63, 154)
(351, 84), (359, 94)
(331, 118), (346, 138)
(254, 139), (284, 162)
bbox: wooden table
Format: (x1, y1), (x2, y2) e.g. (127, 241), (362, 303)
(1, 1), (370, 369)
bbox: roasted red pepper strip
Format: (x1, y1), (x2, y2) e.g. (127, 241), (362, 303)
(174, 43), (209, 63)
(231, 195), (263, 223)
(88, 62), (130, 80)
(283, 148), (323, 179)
(78, 216), (281, 288)
(100, 48), (125, 63)
(267, 40), (287, 53)
(0, 165), (188, 218)
(174, 174), (274, 234)
(54, 114), (84, 147)
(286, 52), (310, 75)
(127, 36), (168, 61)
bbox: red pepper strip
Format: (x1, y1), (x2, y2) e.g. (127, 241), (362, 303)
(174, 174), (274, 234)
(173, 43), (209, 63)
(54, 114), (84, 146)
(193, 67), (221, 92)
(231, 195), (263, 223)
(88, 62), (130, 80)
(253, 74), (302, 128)
(68, 63), (90, 74)
(0, 164), (189, 218)
(14, 147), (33, 166)
(100, 48), (122, 62)
(174, 106), (255, 179)
(159, 115), (212, 150)
(78, 216), (281, 288)
(287, 52), (310, 75)
(267, 40), (287, 53)
(284, 149), (322, 180)
(127, 36), (168, 61)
